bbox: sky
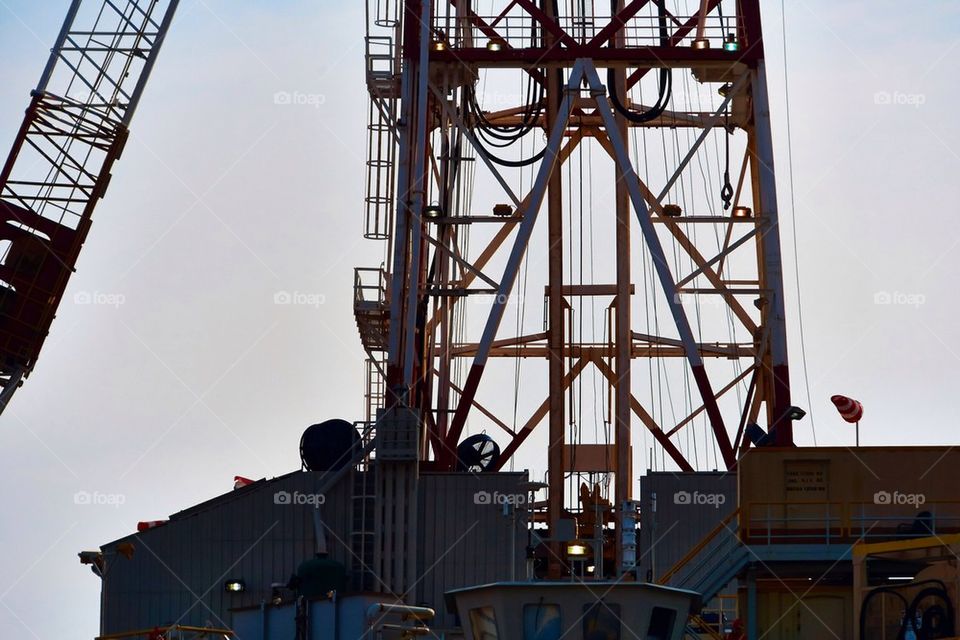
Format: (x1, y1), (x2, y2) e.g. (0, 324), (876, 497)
(0, 0), (958, 638)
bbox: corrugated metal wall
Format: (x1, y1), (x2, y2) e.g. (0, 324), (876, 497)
(637, 472), (737, 584)
(417, 473), (528, 628)
(100, 470), (527, 635)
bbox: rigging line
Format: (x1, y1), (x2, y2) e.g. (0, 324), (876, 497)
(676, 65), (704, 469)
(781, 0), (817, 445)
(634, 76), (659, 467)
(588, 138), (601, 445)
(680, 48), (723, 469)
(577, 137), (586, 449)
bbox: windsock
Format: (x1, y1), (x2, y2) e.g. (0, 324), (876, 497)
(830, 395), (863, 423)
(137, 520), (168, 532)
(234, 475), (256, 490)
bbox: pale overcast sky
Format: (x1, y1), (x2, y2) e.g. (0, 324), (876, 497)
(0, 1), (958, 637)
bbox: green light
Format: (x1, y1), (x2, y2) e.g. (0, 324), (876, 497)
(723, 34), (740, 52)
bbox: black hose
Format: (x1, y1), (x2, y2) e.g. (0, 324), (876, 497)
(606, 0), (672, 124)
(859, 580), (954, 640)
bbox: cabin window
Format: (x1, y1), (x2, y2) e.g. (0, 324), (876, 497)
(523, 602), (561, 640)
(582, 602), (621, 640)
(646, 606), (677, 640)
(469, 606), (500, 640)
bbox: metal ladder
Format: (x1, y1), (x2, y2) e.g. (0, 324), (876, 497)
(349, 461), (377, 592)
(364, 356), (386, 426)
(363, 97), (397, 241)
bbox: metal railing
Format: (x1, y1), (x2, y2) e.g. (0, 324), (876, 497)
(354, 267), (388, 309)
(744, 501), (845, 544)
(659, 507), (741, 585)
(97, 625), (233, 639)
(433, 13), (737, 49)
(743, 500), (960, 543)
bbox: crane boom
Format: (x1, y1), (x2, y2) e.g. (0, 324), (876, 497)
(0, 0), (179, 413)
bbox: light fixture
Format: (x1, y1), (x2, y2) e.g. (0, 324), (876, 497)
(487, 37), (506, 52)
(723, 33), (740, 52)
(663, 204), (682, 217)
(566, 542), (587, 557)
(718, 83), (732, 98)
(586, 565), (596, 574)
(691, 38), (710, 50)
(224, 579), (246, 593)
(493, 203), (513, 217)
(423, 203), (444, 221)
(732, 206), (752, 218)
(786, 406), (807, 421)
(431, 31), (448, 52)
(888, 576), (915, 581)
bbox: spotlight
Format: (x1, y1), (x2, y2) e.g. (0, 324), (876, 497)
(732, 206), (752, 218)
(431, 31), (448, 52)
(786, 406), (807, 421)
(663, 204), (682, 217)
(486, 37), (506, 52)
(566, 542), (587, 557)
(718, 83), (732, 98)
(492, 203), (513, 217)
(423, 204), (444, 221)
(691, 38), (710, 50)
(224, 579), (246, 593)
(723, 33), (740, 52)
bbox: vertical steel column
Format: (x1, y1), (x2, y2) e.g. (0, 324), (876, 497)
(750, 62), (792, 444)
(385, 0), (419, 396)
(613, 0), (633, 576)
(544, 0), (567, 580)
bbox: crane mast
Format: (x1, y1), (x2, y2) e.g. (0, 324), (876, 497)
(0, 0), (179, 412)
(356, 0), (793, 578)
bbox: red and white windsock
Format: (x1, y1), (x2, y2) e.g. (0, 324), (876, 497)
(234, 475), (255, 490)
(137, 520), (168, 532)
(830, 395), (863, 423)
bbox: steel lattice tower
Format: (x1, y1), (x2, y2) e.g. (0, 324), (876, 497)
(356, 0), (792, 578)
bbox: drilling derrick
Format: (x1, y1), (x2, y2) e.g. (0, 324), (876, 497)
(356, 0), (792, 579)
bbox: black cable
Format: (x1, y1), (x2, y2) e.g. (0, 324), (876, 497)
(606, 0), (672, 124)
(859, 580), (954, 640)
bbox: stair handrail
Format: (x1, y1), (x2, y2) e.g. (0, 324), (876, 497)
(688, 613), (727, 640)
(657, 506), (741, 585)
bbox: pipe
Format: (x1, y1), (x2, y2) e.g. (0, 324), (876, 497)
(365, 603), (435, 621)
(260, 600), (268, 640)
(365, 603), (435, 640)
(694, 0), (711, 42)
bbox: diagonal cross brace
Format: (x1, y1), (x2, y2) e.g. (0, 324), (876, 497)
(444, 59), (735, 469)
(581, 59), (735, 468)
(442, 59), (589, 462)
